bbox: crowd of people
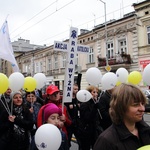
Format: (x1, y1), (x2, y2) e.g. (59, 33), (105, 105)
(0, 83), (150, 150)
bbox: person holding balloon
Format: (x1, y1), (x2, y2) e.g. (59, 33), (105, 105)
(24, 91), (42, 150)
(37, 84), (72, 138)
(79, 85), (103, 150)
(0, 91), (33, 150)
(32, 103), (69, 150)
(93, 83), (150, 150)
(45, 103), (69, 150)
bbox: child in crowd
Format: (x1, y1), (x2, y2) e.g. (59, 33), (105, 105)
(34, 103), (69, 150)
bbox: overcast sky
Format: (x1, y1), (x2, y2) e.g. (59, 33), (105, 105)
(0, 0), (142, 46)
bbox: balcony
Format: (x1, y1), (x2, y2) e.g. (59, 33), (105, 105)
(98, 53), (132, 67)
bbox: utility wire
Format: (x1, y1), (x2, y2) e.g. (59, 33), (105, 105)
(37, 4), (132, 45)
(10, 0), (57, 34)
(11, 0), (75, 40)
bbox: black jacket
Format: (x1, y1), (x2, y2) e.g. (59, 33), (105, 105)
(98, 90), (112, 130)
(94, 121), (150, 150)
(79, 98), (103, 140)
(0, 104), (33, 150)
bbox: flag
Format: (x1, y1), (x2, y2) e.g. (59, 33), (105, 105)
(0, 20), (19, 72)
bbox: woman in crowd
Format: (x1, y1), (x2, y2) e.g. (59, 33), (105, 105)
(79, 85), (103, 150)
(94, 83), (150, 150)
(0, 91), (33, 150)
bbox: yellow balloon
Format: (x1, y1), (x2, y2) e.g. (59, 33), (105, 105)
(138, 145), (150, 150)
(0, 73), (9, 94)
(128, 71), (142, 85)
(23, 77), (37, 92)
(116, 81), (121, 86)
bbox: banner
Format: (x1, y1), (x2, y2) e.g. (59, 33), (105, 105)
(0, 20), (19, 72)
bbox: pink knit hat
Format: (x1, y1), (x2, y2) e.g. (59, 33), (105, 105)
(44, 103), (62, 122)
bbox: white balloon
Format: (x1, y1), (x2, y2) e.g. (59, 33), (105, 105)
(76, 90), (92, 102)
(85, 67), (102, 85)
(33, 73), (47, 89)
(35, 124), (62, 150)
(101, 72), (118, 90)
(116, 67), (128, 83)
(9, 72), (24, 92)
(143, 64), (150, 85)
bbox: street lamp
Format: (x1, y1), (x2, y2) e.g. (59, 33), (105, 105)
(99, 0), (109, 66)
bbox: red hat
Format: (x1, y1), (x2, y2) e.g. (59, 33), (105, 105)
(46, 85), (59, 95)
(44, 103), (62, 122)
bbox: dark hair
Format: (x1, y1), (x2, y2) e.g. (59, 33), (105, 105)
(109, 83), (147, 125)
(25, 91), (35, 98)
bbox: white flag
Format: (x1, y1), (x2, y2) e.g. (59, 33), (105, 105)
(0, 20), (19, 72)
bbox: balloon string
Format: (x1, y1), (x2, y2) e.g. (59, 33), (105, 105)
(92, 98), (103, 120)
(11, 96), (13, 115)
(84, 93), (87, 102)
(3, 94), (11, 115)
(0, 96), (11, 115)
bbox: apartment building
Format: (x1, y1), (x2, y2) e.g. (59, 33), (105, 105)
(133, 0), (150, 73)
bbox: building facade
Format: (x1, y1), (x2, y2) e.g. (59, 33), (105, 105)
(15, 12), (138, 90)
(133, 0), (150, 83)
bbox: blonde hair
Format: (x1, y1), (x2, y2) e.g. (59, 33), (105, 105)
(109, 83), (146, 125)
(86, 85), (99, 93)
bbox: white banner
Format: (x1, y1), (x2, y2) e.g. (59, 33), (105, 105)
(0, 20), (19, 72)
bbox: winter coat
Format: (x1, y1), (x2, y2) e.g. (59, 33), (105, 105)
(93, 121), (150, 150)
(79, 98), (103, 142)
(64, 98), (81, 122)
(59, 130), (69, 150)
(98, 90), (112, 130)
(25, 101), (41, 136)
(0, 104), (33, 150)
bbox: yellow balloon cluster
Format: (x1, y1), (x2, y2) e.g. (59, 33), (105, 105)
(128, 71), (142, 85)
(23, 77), (37, 92)
(0, 73), (9, 94)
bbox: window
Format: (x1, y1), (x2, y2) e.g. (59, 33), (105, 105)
(88, 47), (94, 63)
(48, 58), (51, 70)
(35, 62), (39, 73)
(62, 54), (66, 68)
(107, 42), (114, 59)
(54, 55), (58, 69)
(39, 62), (43, 72)
(27, 64), (31, 73)
(147, 26), (150, 44)
(118, 39), (127, 54)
